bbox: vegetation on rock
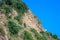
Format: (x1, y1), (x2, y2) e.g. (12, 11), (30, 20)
(30, 28), (47, 40)
(0, 0), (59, 40)
(23, 30), (34, 40)
(8, 19), (22, 36)
(0, 27), (5, 36)
(0, 0), (28, 19)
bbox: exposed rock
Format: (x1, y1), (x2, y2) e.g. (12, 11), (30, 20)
(0, 0), (59, 40)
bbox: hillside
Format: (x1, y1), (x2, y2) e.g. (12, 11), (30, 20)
(0, 0), (59, 40)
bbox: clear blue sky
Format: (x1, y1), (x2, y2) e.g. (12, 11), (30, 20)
(22, 0), (60, 38)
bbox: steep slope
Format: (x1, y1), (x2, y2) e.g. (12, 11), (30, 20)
(22, 10), (43, 32)
(0, 0), (59, 40)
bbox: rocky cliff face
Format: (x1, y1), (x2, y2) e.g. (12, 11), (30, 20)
(22, 10), (43, 32)
(0, 0), (59, 40)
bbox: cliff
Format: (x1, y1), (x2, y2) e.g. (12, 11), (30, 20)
(0, 0), (59, 40)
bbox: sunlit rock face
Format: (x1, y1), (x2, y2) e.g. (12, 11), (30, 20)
(22, 10), (43, 32)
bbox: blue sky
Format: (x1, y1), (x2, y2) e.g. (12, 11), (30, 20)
(22, 0), (60, 38)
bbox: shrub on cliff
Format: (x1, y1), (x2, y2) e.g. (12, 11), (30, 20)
(23, 31), (34, 40)
(0, 27), (5, 36)
(8, 20), (21, 36)
(30, 28), (47, 40)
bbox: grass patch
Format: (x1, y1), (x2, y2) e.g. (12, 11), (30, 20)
(23, 30), (34, 40)
(30, 28), (47, 40)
